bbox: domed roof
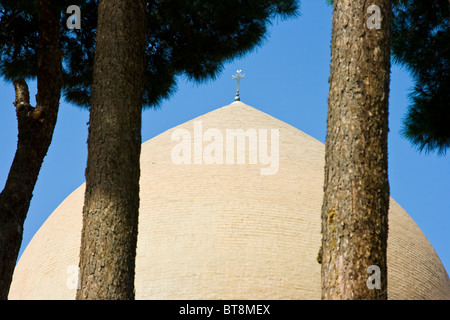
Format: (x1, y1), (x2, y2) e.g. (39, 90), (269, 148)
(9, 101), (450, 299)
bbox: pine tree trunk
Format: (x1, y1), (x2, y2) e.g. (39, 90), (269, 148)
(76, 0), (146, 300)
(320, 0), (392, 299)
(0, 0), (62, 300)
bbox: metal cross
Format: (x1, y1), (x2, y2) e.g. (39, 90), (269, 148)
(232, 70), (245, 101)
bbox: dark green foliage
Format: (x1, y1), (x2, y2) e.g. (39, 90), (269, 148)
(59, 0), (98, 107)
(0, 0), (97, 102)
(0, 0), (299, 108)
(0, 0), (39, 80)
(140, 0), (297, 107)
(392, 0), (450, 154)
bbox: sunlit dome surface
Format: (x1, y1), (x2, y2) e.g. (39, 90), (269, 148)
(9, 101), (450, 299)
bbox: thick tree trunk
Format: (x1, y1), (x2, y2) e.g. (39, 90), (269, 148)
(320, 0), (392, 299)
(76, 0), (147, 300)
(0, 0), (62, 300)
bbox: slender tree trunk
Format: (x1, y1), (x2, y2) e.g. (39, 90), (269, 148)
(0, 0), (62, 300)
(76, 0), (147, 300)
(320, 0), (392, 299)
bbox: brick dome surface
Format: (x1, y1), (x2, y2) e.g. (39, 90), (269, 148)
(9, 102), (450, 299)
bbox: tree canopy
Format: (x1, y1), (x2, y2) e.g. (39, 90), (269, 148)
(1, 0), (299, 108)
(392, 0), (450, 155)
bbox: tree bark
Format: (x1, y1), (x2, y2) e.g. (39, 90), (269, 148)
(76, 0), (147, 300)
(0, 0), (62, 300)
(320, 0), (392, 299)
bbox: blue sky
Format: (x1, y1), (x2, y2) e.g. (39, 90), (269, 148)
(1, 0), (449, 278)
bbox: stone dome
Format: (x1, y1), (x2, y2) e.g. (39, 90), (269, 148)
(9, 101), (450, 299)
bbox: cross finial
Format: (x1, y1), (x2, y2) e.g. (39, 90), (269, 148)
(232, 70), (245, 101)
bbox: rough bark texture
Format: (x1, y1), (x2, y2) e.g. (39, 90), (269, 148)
(320, 0), (392, 299)
(0, 0), (62, 300)
(76, 0), (147, 300)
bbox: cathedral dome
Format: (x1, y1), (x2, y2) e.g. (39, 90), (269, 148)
(9, 101), (450, 299)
